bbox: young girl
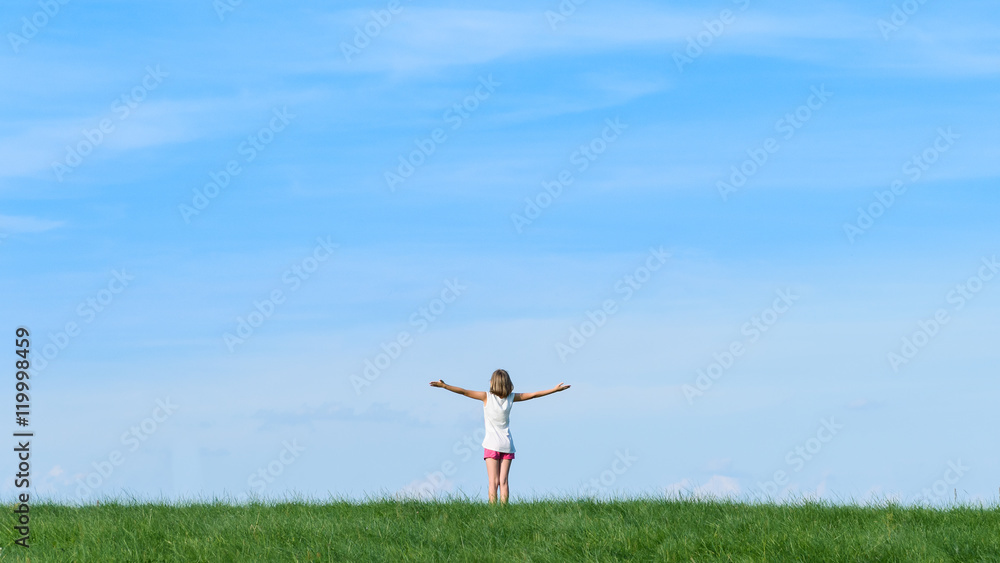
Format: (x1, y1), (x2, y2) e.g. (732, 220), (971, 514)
(430, 369), (570, 504)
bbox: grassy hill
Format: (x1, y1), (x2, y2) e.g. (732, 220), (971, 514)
(4, 498), (1000, 561)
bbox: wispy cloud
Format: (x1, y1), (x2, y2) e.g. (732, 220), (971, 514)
(0, 93), (321, 179)
(296, 6), (1000, 77)
(0, 214), (65, 233)
(666, 475), (742, 499)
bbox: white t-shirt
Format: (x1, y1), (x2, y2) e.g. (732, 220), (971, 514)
(482, 392), (515, 453)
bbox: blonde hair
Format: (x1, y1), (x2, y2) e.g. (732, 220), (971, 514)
(490, 369), (513, 399)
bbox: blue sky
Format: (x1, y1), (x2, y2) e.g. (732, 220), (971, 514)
(1, 0), (998, 505)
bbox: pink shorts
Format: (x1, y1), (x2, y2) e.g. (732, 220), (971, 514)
(483, 448), (515, 460)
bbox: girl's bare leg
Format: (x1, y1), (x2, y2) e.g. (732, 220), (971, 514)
(485, 458), (500, 503)
(499, 458), (512, 504)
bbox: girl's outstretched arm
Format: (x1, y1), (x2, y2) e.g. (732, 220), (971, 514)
(429, 380), (487, 402)
(514, 382), (570, 402)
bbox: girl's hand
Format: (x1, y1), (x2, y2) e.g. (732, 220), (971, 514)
(555, 382), (571, 392)
(430, 380), (446, 388)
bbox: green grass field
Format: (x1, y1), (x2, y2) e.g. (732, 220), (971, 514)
(3, 498), (1000, 562)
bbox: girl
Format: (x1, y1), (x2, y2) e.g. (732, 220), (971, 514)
(430, 369), (570, 504)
